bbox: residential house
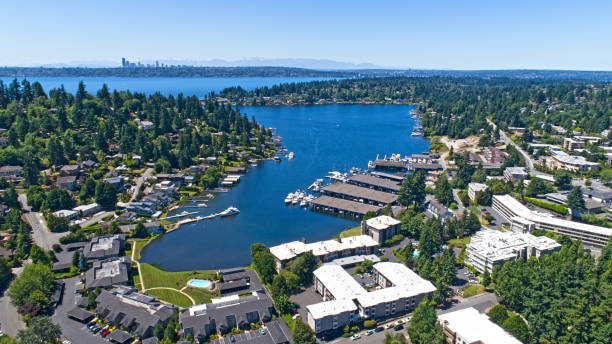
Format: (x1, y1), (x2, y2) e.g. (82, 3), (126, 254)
(57, 176), (77, 191)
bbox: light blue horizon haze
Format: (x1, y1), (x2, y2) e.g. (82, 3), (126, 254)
(1, 0), (611, 70)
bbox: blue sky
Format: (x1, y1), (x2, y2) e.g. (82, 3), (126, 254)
(2, 0), (611, 70)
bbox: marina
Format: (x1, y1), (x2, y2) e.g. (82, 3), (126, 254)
(141, 104), (428, 270)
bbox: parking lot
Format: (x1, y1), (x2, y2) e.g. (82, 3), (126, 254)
(52, 277), (108, 344)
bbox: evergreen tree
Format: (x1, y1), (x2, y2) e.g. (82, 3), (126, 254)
(407, 298), (444, 344)
(293, 319), (316, 344)
(434, 174), (453, 206)
(567, 186), (586, 210)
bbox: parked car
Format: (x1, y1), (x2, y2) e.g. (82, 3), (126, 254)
(393, 324), (404, 331)
(0, 330), (4, 337)
(101, 330), (110, 338)
(259, 328), (266, 335)
(396, 319), (405, 325)
(351, 334), (361, 340)
(365, 330), (374, 336)
(375, 326), (384, 332)
(385, 323), (394, 329)
(230, 335), (236, 343)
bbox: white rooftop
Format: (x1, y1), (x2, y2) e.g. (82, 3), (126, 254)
(269, 235), (378, 261)
(306, 298), (358, 319)
(53, 209), (77, 218)
(96, 259), (122, 278)
(494, 194), (612, 237)
(438, 307), (522, 344)
(468, 182), (488, 192)
(364, 215), (401, 231)
(313, 265), (367, 300)
(73, 203), (100, 212)
(552, 153), (600, 166)
(92, 236), (117, 251)
(467, 230), (560, 262)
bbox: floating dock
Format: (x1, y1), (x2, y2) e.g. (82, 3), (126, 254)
(320, 182), (398, 206)
(347, 174), (402, 193)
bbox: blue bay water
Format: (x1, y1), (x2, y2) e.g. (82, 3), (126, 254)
(0, 76), (333, 97)
(140, 104), (429, 270)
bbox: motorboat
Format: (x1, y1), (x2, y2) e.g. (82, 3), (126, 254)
(287, 152), (294, 159)
(273, 156), (281, 162)
(219, 207), (240, 217)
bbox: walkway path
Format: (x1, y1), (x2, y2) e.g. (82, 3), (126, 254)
(130, 241), (145, 292)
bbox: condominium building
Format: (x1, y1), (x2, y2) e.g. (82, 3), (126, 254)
(546, 152), (600, 172)
(269, 235), (378, 272)
(503, 167), (528, 183)
(361, 215), (401, 243)
(466, 230), (561, 273)
(438, 307), (522, 344)
(492, 194), (611, 248)
(307, 262), (435, 335)
(467, 183), (488, 201)
(562, 137), (586, 151)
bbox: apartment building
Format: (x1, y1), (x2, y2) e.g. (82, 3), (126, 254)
(492, 194), (611, 248)
(438, 307), (521, 344)
(361, 215), (401, 243)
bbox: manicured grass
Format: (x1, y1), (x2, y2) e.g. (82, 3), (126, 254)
(183, 287), (217, 305)
(335, 226), (361, 238)
(139, 263), (217, 289)
(147, 288), (192, 308)
(448, 237), (471, 248)
(132, 238), (153, 260)
(462, 284), (485, 298)
(281, 313), (296, 331)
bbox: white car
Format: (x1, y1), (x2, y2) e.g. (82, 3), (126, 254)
(365, 330), (375, 336)
(385, 323), (394, 329)
(351, 334), (361, 340)
(0, 330), (5, 337)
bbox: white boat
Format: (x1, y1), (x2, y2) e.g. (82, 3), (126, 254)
(285, 193), (294, 204)
(287, 152), (294, 159)
(300, 200), (308, 207)
(219, 206), (240, 217)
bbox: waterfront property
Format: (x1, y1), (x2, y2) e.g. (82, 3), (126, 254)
(347, 174), (401, 193)
(83, 234), (126, 262)
(307, 262), (435, 335)
(269, 235), (379, 271)
(95, 286), (177, 339)
(310, 195), (383, 217)
(85, 256), (131, 289)
(320, 183), (398, 206)
(438, 307), (521, 344)
(179, 292), (277, 341)
(492, 194), (612, 248)
(466, 230), (561, 273)
(360, 215), (401, 243)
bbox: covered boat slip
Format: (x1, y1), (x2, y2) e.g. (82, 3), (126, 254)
(320, 182), (398, 206)
(311, 195), (383, 217)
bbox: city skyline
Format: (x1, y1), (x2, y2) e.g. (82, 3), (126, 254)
(2, 0), (612, 70)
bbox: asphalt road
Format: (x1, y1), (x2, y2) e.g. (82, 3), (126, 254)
(23, 212), (64, 251)
(130, 167), (153, 202)
(78, 211), (114, 228)
(0, 287), (25, 336)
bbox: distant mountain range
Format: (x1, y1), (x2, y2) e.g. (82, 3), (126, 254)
(24, 58), (387, 70)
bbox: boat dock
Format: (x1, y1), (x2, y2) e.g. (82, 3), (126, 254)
(310, 195), (383, 217)
(165, 207), (239, 232)
(320, 182), (398, 206)
(347, 174), (402, 193)
(165, 211), (199, 219)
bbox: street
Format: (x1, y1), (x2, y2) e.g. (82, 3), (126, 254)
(0, 265), (28, 336)
(130, 167), (153, 202)
(23, 212), (64, 251)
(78, 211), (114, 229)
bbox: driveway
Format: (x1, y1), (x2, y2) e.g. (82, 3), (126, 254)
(131, 168), (153, 202)
(23, 212), (64, 251)
(52, 276), (108, 344)
(78, 211), (114, 229)
(0, 287), (25, 336)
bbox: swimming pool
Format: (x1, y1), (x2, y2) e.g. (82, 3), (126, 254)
(187, 279), (213, 289)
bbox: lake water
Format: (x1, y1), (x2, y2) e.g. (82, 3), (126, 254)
(0, 76), (333, 97)
(140, 104), (429, 271)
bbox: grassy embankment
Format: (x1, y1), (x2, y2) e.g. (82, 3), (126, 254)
(139, 263), (218, 306)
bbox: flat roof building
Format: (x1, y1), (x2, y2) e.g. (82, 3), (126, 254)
(83, 234), (126, 262)
(492, 194), (611, 248)
(269, 235), (378, 272)
(466, 230), (561, 273)
(546, 153), (600, 172)
(361, 215), (401, 243)
(310, 196), (383, 217)
(438, 307), (522, 344)
(86, 257), (131, 289)
(503, 167), (528, 183)
(467, 182), (488, 201)
(307, 262), (435, 335)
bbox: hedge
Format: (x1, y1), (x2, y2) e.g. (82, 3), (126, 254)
(524, 197), (567, 215)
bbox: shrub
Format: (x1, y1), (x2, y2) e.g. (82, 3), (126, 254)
(363, 320), (376, 328)
(524, 197), (567, 215)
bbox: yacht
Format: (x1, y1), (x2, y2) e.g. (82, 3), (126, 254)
(285, 193), (294, 204)
(273, 156), (281, 162)
(287, 152), (294, 159)
(219, 206), (240, 217)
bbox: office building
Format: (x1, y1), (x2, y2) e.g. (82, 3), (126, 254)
(492, 194), (611, 248)
(361, 215), (401, 243)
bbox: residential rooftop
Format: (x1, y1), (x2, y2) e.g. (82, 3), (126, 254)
(364, 215), (401, 231)
(269, 235), (378, 262)
(438, 307), (522, 344)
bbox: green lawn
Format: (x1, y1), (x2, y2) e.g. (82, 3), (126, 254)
(448, 236), (471, 248)
(146, 288), (192, 308)
(183, 287), (218, 305)
(139, 263), (217, 289)
(462, 284), (484, 297)
(335, 226), (361, 238)
(281, 313), (296, 331)
(132, 239), (152, 260)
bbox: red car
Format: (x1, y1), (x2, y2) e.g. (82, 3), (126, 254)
(101, 331), (110, 337)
